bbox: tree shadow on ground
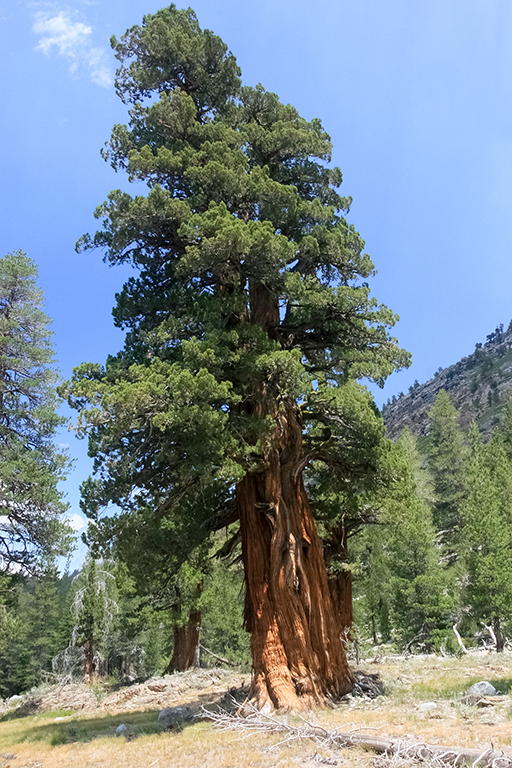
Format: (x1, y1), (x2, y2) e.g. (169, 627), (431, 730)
(5, 683), (251, 747)
(18, 708), (164, 746)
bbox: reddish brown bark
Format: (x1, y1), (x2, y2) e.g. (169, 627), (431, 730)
(233, 280), (353, 710)
(329, 571), (353, 638)
(165, 610), (201, 673)
(324, 527), (354, 640)
(237, 401), (353, 711)
(83, 644), (97, 682)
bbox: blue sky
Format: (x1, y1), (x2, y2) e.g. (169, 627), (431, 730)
(2, 1), (512, 559)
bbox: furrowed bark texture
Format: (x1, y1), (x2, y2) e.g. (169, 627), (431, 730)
(83, 643), (97, 682)
(324, 530), (354, 639)
(237, 400), (353, 710)
(494, 616), (505, 653)
(329, 571), (353, 639)
(165, 610), (201, 673)
(235, 283), (353, 710)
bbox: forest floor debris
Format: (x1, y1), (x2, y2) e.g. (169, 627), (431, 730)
(0, 653), (511, 767)
(204, 701), (512, 767)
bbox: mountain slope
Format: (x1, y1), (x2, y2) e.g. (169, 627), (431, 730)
(382, 323), (512, 439)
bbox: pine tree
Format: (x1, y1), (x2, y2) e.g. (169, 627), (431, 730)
(0, 574), (26, 696)
(354, 525), (392, 645)
(383, 430), (453, 649)
(103, 560), (165, 679)
(309, 381), (390, 636)
(25, 560), (63, 684)
(0, 251), (71, 569)
(496, 393), (512, 460)
(200, 556), (250, 664)
(459, 426), (512, 651)
(354, 429), (453, 650)
(425, 390), (466, 547)
(70, 557), (118, 679)
(65, 6), (409, 709)
(0, 567), (76, 695)
(84, 501), (211, 673)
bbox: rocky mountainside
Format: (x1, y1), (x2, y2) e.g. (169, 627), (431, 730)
(382, 323), (512, 439)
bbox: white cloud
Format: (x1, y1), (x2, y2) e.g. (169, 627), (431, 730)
(33, 10), (111, 88)
(66, 511), (86, 531)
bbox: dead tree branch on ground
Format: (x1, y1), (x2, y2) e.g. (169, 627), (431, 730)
(203, 703), (512, 767)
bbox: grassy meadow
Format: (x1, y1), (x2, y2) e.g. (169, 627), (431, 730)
(1, 654), (512, 768)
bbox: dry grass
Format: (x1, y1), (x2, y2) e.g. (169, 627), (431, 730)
(1, 653), (512, 768)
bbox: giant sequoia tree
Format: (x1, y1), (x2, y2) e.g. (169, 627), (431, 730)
(67, 5), (408, 710)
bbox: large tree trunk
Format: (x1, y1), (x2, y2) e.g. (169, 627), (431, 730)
(83, 640), (97, 682)
(494, 615), (505, 653)
(237, 400), (353, 711)
(329, 570), (353, 640)
(165, 610), (201, 673)
(324, 526), (353, 641)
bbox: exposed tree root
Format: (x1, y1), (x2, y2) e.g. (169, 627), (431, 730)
(203, 703), (512, 767)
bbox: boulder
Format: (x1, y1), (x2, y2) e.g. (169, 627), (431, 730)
(116, 724), (128, 737)
(157, 705), (194, 728)
(468, 681), (497, 697)
(418, 702), (437, 712)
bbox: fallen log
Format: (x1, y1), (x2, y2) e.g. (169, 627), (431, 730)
(203, 705), (512, 767)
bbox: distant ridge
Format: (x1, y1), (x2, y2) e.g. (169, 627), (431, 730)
(382, 322), (512, 440)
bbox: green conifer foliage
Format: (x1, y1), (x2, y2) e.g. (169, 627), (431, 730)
(354, 525), (392, 645)
(0, 564), (65, 695)
(460, 426), (512, 651)
(425, 390), (466, 544)
(104, 560), (166, 678)
(71, 557), (118, 679)
(308, 381), (390, 634)
(25, 561), (62, 682)
(354, 429), (453, 650)
(200, 557), (250, 664)
(0, 251), (71, 569)
(496, 394), (512, 460)
(65, 6), (409, 708)
(0, 575), (26, 696)
(383, 430), (453, 649)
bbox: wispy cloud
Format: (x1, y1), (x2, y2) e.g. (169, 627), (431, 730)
(33, 10), (111, 87)
(66, 511), (86, 531)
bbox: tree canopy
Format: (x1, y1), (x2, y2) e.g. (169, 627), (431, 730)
(69, 3), (408, 547)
